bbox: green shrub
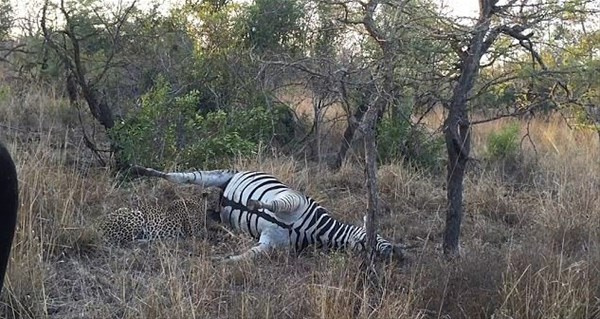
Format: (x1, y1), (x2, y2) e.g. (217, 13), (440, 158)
(485, 122), (521, 161)
(110, 76), (291, 169)
(0, 84), (10, 102)
(377, 116), (445, 170)
(572, 105), (600, 132)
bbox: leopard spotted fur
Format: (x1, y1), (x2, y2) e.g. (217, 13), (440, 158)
(98, 187), (222, 245)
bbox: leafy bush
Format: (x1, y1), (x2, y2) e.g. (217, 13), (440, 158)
(485, 122), (521, 161)
(0, 0), (12, 41)
(572, 104), (600, 133)
(110, 77), (292, 169)
(242, 0), (306, 54)
(377, 116), (445, 170)
(0, 84), (10, 101)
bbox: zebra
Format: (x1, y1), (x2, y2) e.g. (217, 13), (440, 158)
(130, 165), (402, 262)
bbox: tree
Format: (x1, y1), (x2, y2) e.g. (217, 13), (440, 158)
(441, 0), (598, 256)
(243, 0), (307, 55)
(539, 1), (600, 145)
(442, 0), (497, 257)
(40, 0), (138, 131)
(0, 0), (12, 41)
(329, 0), (400, 171)
(357, 0), (405, 261)
(327, 0), (452, 170)
(39, 0), (121, 164)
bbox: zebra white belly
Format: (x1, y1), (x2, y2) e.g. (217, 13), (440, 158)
(220, 205), (292, 245)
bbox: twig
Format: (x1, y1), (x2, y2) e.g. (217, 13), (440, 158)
(520, 114), (538, 158)
(471, 110), (529, 125)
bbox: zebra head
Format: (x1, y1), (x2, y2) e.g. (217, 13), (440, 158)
(354, 215), (404, 260)
(347, 232), (403, 260)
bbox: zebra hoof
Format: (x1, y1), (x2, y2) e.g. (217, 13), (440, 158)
(129, 165), (168, 179)
(129, 165), (148, 174)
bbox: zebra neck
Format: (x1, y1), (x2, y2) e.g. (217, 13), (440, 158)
(309, 212), (364, 249)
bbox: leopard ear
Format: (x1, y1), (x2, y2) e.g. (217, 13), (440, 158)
(207, 209), (221, 222)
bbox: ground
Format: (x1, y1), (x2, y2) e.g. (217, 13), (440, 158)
(0, 86), (599, 318)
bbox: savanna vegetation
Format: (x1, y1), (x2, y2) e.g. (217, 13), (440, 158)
(0, 0), (599, 318)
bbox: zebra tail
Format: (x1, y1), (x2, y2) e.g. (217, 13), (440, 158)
(129, 165), (234, 188)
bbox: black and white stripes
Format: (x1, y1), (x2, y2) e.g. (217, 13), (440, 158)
(131, 166), (399, 262)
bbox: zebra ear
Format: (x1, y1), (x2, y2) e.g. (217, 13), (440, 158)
(362, 215), (367, 228)
(392, 244), (405, 261)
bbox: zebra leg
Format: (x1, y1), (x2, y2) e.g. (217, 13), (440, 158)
(129, 165), (233, 188)
(214, 233), (274, 263)
(218, 242), (272, 263)
(246, 191), (304, 214)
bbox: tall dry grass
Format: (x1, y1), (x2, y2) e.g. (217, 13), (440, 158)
(0, 82), (599, 318)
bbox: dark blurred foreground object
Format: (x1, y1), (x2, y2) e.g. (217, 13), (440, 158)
(0, 142), (18, 294)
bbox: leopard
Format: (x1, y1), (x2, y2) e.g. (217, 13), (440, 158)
(98, 186), (223, 245)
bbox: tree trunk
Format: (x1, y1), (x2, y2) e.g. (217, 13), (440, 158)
(442, 56), (480, 257)
(363, 111), (379, 257)
(314, 99), (323, 168)
(79, 85), (114, 129)
(442, 111), (470, 257)
(443, 56), (478, 256)
(359, 100), (382, 260)
(442, 0), (496, 257)
(331, 102), (368, 170)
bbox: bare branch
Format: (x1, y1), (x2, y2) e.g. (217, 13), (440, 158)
(90, 1), (138, 87)
(471, 109), (530, 125)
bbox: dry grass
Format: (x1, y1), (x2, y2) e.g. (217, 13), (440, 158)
(1, 83), (599, 318)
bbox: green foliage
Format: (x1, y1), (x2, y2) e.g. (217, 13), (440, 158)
(311, 3), (338, 58)
(6, 0), (598, 175)
(0, 84), (10, 101)
(486, 122), (521, 161)
(573, 104), (600, 132)
(188, 1), (245, 52)
(0, 0), (12, 40)
(478, 82), (518, 109)
(110, 77), (291, 169)
(242, 0), (306, 54)
(377, 116), (445, 170)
